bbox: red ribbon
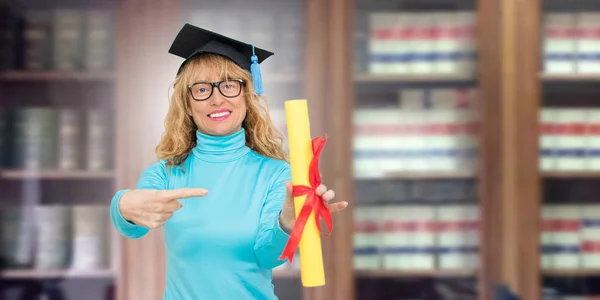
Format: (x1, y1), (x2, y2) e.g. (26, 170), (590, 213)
(279, 136), (332, 263)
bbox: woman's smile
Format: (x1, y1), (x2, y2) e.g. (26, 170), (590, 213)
(208, 108), (232, 121)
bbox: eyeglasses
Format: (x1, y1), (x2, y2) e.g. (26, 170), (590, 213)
(187, 79), (246, 101)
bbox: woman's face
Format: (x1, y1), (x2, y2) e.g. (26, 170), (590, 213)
(187, 72), (247, 136)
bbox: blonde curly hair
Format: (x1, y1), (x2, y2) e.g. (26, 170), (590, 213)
(155, 53), (288, 167)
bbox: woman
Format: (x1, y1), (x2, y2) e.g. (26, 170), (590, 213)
(109, 24), (348, 300)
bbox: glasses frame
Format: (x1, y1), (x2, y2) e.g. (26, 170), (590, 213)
(186, 79), (246, 101)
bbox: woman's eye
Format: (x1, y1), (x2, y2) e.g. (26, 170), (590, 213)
(198, 88), (207, 93)
(224, 84), (234, 89)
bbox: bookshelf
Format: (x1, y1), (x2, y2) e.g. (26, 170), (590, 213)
(0, 170), (115, 180)
(0, 0), (118, 299)
(538, 0), (600, 298)
(335, 0), (482, 299)
(0, 269), (114, 279)
(355, 269), (476, 278)
(354, 73), (475, 83)
(0, 71), (114, 81)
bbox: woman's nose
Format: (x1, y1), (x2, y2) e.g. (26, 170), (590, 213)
(209, 89), (224, 106)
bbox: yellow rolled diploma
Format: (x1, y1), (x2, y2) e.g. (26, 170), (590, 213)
(284, 99), (325, 287)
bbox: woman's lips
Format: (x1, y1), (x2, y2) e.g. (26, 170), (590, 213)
(208, 110), (231, 121)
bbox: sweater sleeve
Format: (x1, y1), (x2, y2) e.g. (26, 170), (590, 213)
(254, 163), (292, 269)
(110, 160), (168, 239)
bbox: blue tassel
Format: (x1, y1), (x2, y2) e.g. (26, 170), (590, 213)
(250, 45), (263, 95)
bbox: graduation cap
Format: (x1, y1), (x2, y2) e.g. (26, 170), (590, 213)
(168, 23), (273, 95)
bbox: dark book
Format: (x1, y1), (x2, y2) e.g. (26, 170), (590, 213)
(0, 1), (21, 70)
(22, 9), (52, 70)
(0, 108), (6, 168)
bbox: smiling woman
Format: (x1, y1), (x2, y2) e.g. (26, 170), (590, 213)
(108, 23), (347, 300)
(156, 51), (288, 166)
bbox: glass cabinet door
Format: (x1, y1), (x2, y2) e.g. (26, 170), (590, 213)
(351, 0), (480, 298)
(539, 0), (600, 298)
(0, 0), (117, 299)
(180, 1), (307, 300)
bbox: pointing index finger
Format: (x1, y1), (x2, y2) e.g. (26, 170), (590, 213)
(158, 188), (208, 201)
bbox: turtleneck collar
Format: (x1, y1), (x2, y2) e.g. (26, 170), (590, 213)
(192, 128), (251, 162)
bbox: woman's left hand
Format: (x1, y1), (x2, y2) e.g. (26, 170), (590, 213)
(279, 181), (348, 235)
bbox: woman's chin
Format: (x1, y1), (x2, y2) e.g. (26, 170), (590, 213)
(202, 125), (240, 136)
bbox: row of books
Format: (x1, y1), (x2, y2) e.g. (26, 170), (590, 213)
(0, 204), (110, 270)
(0, 8), (114, 71)
(540, 108), (600, 171)
(354, 179), (477, 204)
(541, 205), (600, 269)
(354, 11), (476, 75)
(544, 13), (600, 74)
(184, 8), (303, 74)
(353, 88), (479, 177)
(0, 107), (113, 171)
(544, 297), (600, 300)
(354, 205), (478, 270)
(353, 203), (600, 271)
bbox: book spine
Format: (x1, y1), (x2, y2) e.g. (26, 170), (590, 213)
(354, 206), (381, 269)
(588, 109), (600, 170)
(52, 9), (84, 70)
(580, 205), (600, 268)
(540, 108), (557, 171)
(58, 108), (80, 170)
(541, 205), (555, 269)
(543, 13), (577, 74)
(552, 205), (581, 269)
(382, 205), (408, 269)
(575, 13), (600, 74)
(556, 109), (587, 170)
(84, 10), (114, 70)
(23, 10), (52, 70)
(86, 109), (111, 170)
(410, 13), (435, 74)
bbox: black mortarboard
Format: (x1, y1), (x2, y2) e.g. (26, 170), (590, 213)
(168, 23), (273, 95)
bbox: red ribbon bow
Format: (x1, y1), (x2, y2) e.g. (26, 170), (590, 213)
(279, 136), (332, 263)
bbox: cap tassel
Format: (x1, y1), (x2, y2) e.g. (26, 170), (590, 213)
(250, 45), (263, 95)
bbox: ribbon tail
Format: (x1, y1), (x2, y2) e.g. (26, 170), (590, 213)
(319, 201), (333, 236)
(279, 192), (315, 262)
(311, 193), (322, 233)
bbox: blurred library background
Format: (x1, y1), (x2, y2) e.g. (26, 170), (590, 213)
(0, 0), (600, 299)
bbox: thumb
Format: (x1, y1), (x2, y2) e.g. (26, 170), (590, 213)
(283, 181), (295, 214)
(285, 181), (293, 201)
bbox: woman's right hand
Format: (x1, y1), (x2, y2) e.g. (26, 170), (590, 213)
(119, 188), (208, 229)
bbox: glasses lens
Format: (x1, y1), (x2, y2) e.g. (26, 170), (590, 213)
(190, 83), (213, 100)
(219, 80), (241, 97)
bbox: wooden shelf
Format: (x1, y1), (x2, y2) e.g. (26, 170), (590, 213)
(272, 269), (300, 278)
(0, 71), (114, 82)
(356, 269), (476, 278)
(0, 269), (114, 279)
(0, 170), (115, 180)
(542, 171), (600, 178)
(263, 73), (301, 83)
(354, 73), (475, 83)
(355, 170), (476, 180)
(543, 269), (600, 276)
(540, 73), (600, 82)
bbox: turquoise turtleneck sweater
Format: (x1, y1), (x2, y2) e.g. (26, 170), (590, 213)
(110, 128), (292, 300)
